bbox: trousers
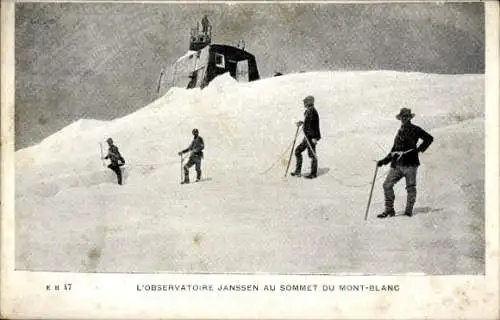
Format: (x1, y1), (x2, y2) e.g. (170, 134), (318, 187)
(108, 163), (123, 185)
(294, 138), (317, 175)
(184, 155), (202, 181)
(382, 165), (418, 213)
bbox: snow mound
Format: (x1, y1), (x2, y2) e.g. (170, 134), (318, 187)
(15, 71), (485, 274)
(204, 72), (238, 91)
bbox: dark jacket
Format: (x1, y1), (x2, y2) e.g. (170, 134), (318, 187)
(303, 107), (321, 140)
(380, 122), (433, 167)
(182, 136), (205, 158)
(105, 145), (125, 165)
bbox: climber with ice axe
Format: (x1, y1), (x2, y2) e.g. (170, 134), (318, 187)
(368, 108), (433, 219)
(102, 138), (126, 185)
(289, 95), (321, 179)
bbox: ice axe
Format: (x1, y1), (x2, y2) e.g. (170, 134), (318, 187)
(364, 161), (379, 221)
(99, 142), (106, 167)
(284, 124), (302, 177)
(180, 153), (185, 183)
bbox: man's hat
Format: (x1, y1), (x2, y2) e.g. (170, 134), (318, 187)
(106, 138), (113, 143)
(303, 95), (314, 105)
(396, 108), (415, 120)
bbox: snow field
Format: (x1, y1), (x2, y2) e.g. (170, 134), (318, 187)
(16, 71), (484, 274)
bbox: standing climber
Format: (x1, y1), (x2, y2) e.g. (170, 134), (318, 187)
(103, 138), (125, 185)
(201, 15), (210, 34)
(291, 95), (321, 179)
(178, 128), (205, 184)
(376, 108), (434, 218)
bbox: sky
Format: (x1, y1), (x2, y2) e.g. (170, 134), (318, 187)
(14, 2), (485, 149)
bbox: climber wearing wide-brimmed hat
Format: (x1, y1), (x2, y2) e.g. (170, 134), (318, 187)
(376, 108), (434, 218)
(395, 107), (415, 120)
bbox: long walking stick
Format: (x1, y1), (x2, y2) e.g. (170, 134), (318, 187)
(364, 163), (379, 220)
(284, 125), (301, 177)
(180, 153), (184, 183)
(99, 142), (105, 167)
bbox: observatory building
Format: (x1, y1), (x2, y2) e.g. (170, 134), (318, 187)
(158, 16), (260, 95)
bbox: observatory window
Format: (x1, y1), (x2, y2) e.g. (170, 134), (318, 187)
(215, 53), (225, 68)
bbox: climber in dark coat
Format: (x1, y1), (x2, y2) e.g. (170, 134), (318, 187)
(104, 138), (125, 185)
(291, 95), (321, 179)
(376, 108), (434, 218)
(178, 128), (205, 184)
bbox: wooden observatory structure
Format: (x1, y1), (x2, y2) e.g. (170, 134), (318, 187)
(157, 17), (260, 95)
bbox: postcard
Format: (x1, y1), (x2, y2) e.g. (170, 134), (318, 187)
(1, 0), (498, 318)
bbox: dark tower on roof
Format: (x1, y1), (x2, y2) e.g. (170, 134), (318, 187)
(189, 15), (212, 51)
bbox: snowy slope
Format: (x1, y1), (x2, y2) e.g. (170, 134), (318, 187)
(15, 71), (484, 274)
